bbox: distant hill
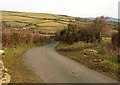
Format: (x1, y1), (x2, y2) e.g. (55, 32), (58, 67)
(108, 17), (119, 22)
(88, 17), (119, 22)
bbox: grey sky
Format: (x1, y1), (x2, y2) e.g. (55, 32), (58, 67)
(0, 0), (119, 18)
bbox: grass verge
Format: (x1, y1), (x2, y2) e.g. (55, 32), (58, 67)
(3, 43), (48, 83)
(56, 39), (119, 81)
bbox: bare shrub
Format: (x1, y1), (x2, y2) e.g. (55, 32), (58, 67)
(2, 30), (51, 47)
(111, 31), (119, 48)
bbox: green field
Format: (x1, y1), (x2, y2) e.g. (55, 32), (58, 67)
(2, 11), (75, 33)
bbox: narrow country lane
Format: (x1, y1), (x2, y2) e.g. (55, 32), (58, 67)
(23, 41), (118, 83)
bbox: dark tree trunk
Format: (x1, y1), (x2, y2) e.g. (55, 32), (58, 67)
(96, 32), (102, 43)
(118, 29), (120, 48)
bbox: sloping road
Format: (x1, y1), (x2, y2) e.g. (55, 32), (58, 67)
(23, 41), (118, 83)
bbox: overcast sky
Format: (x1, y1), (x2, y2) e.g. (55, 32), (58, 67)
(0, 0), (119, 18)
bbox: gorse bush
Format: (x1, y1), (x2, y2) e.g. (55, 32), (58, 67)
(56, 22), (98, 44)
(56, 16), (108, 44)
(56, 23), (79, 44)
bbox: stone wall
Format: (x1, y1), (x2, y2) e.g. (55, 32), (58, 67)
(0, 50), (10, 85)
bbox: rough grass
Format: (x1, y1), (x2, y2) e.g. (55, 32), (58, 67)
(3, 43), (46, 83)
(37, 21), (66, 27)
(38, 27), (65, 34)
(4, 21), (27, 27)
(3, 15), (34, 21)
(56, 38), (119, 81)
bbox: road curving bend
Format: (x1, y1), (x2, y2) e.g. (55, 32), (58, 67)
(23, 41), (118, 83)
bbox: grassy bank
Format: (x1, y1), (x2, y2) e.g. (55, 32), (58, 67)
(56, 38), (119, 81)
(3, 43), (48, 83)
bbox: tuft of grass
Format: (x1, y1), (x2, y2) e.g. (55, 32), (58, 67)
(56, 41), (96, 51)
(3, 43), (45, 83)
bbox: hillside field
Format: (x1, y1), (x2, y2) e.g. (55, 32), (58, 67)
(2, 10), (76, 34)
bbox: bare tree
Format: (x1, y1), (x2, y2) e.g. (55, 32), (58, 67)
(92, 16), (109, 42)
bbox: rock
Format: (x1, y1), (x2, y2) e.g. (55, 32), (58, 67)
(0, 61), (4, 70)
(2, 68), (8, 73)
(2, 73), (11, 84)
(0, 50), (5, 56)
(0, 50), (11, 85)
(84, 49), (97, 57)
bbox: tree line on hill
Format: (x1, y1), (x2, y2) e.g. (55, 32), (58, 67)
(56, 16), (119, 48)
